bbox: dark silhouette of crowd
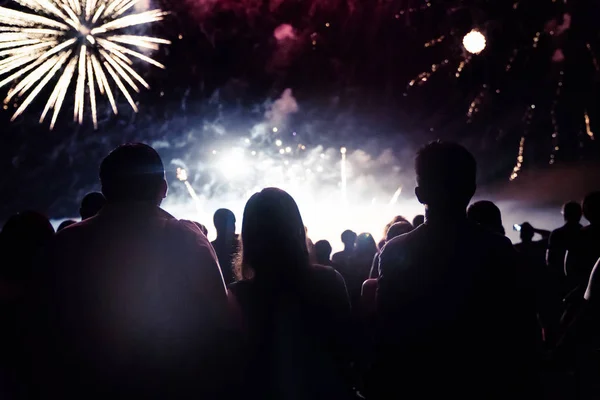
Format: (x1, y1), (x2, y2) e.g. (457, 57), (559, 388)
(1, 141), (599, 399)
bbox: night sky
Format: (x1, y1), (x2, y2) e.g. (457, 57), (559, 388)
(1, 0), (599, 222)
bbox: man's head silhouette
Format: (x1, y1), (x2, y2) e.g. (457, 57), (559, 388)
(519, 222), (535, 243)
(562, 201), (582, 224)
(467, 200), (505, 235)
(583, 192), (600, 225)
(213, 208), (236, 237)
(80, 192), (106, 220)
(100, 143), (167, 205)
(341, 229), (357, 249)
(314, 240), (332, 265)
(415, 141), (476, 213)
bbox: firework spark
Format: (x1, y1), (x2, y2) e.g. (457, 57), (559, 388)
(0, 0), (170, 129)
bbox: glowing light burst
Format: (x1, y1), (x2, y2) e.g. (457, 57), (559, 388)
(462, 30), (486, 54)
(0, 0), (170, 129)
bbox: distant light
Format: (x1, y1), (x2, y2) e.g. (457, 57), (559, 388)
(284, 160), (289, 165)
(160, 91), (164, 97)
(272, 127), (278, 132)
(320, 153), (325, 159)
(292, 132), (297, 136)
(178, 34), (183, 39)
(279, 149), (285, 154)
(462, 30), (486, 54)
(317, 166), (324, 172)
(251, 151), (257, 156)
(531, 104), (536, 109)
(244, 138), (251, 144)
(275, 139), (283, 147)
(285, 146), (292, 153)
(301, 145), (306, 150)
(340, 147), (347, 154)
(212, 150), (217, 155)
(325, 22), (330, 27)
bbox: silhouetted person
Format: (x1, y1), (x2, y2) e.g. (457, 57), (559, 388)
(378, 216), (410, 249)
(0, 211), (54, 284)
(0, 211), (54, 399)
(315, 240), (334, 266)
(331, 229), (356, 266)
(79, 192), (105, 220)
(369, 221), (413, 279)
(565, 192), (600, 293)
(57, 220), (77, 232)
(229, 188), (353, 399)
(467, 200), (505, 235)
(544, 202), (583, 344)
(370, 141), (538, 399)
(412, 214), (425, 229)
(34, 143), (235, 399)
(337, 233), (377, 310)
(554, 257), (600, 399)
(547, 202), (582, 279)
(211, 208), (238, 284)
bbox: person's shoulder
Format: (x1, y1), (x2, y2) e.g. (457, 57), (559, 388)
(53, 216), (97, 242)
(310, 263), (344, 282)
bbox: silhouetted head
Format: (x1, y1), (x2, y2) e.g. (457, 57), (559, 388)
(0, 211), (54, 280)
(412, 214), (425, 228)
(355, 233), (377, 258)
(519, 222), (535, 243)
(57, 220), (77, 232)
(314, 240), (333, 265)
(194, 222), (208, 236)
(79, 192), (106, 220)
(213, 208), (236, 237)
(415, 141), (476, 213)
(383, 216), (409, 239)
(100, 143), (167, 205)
(583, 192), (600, 225)
(562, 201), (582, 224)
(467, 200), (505, 235)
(386, 221), (413, 241)
(341, 229), (357, 249)
(237, 188), (309, 281)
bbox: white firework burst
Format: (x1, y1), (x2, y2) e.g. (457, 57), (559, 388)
(0, 0), (170, 129)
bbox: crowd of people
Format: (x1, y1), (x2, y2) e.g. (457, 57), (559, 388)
(1, 141), (599, 399)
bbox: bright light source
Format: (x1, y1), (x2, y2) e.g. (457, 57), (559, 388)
(340, 147), (347, 154)
(217, 148), (248, 180)
(273, 127), (278, 132)
(279, 149), (285, 154)
(285, 146), (292, 153)
(275, 139), (283, 147)
(462, 30), (486, 54)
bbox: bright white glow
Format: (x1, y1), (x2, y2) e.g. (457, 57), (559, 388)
(340, 147), (347, 154)
(275, 139), (283, 147)
(285, 146), (292, 153)
(462, 30), (486, 54)
(217, 148), (248, 180)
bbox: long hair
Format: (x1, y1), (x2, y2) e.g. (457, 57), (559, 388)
(235, 188), (310, 282)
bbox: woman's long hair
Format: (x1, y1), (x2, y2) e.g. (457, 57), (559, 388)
(235, 188), (310, 282)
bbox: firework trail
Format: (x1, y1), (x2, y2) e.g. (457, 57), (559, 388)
(0, 0), (170, 129)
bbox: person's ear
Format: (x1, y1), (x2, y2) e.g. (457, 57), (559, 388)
(160, 178), (168, 199)
(415, 186), (426, 205)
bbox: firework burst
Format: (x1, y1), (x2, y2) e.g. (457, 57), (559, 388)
(0, 0), (170, 129)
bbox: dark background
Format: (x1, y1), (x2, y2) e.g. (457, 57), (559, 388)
(0, 0), (599, 221)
